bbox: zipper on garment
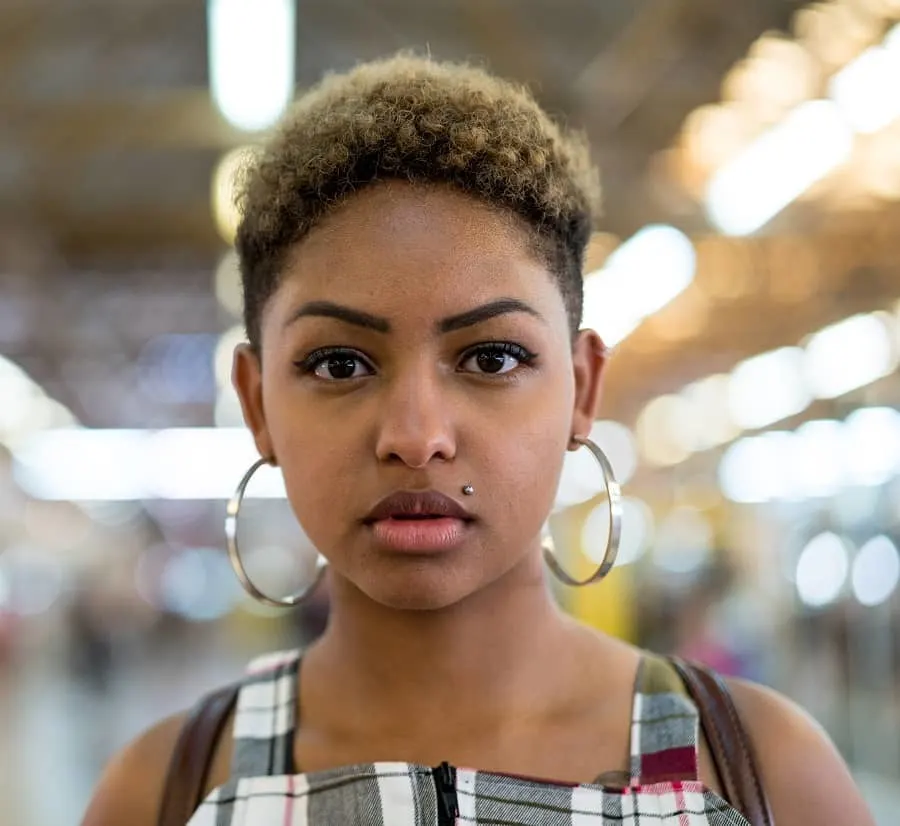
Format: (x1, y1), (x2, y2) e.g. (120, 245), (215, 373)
(434, 761), (459, 825)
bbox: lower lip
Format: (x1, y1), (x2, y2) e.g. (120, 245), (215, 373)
(367, 517), (470, 552)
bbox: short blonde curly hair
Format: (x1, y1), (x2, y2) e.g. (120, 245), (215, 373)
(236, 53), (602, 349)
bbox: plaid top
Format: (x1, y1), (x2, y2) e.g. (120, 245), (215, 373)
(185, 649), (750, 825)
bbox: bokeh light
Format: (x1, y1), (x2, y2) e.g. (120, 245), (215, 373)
(796, 532), (850, 607)
(852, 535), (900, 607)
(212, 146), (257, 245)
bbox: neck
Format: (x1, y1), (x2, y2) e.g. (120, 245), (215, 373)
(304, 553), (585, 735)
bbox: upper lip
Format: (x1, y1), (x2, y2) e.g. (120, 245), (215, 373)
(364, 490), (475, 523)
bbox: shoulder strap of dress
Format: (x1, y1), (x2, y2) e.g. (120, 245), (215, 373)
(629, 653), (702, 786)
(157, 648), (303, 826)
(229, 648), (304, 779)
(669, 657), (775, 826)
(157, 681), (240, 826)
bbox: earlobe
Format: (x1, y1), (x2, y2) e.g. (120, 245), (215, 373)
(570, 328), (608, 443)
(232, 344), (275, 462)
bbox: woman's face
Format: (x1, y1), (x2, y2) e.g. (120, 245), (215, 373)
(234, 182), (606, 610)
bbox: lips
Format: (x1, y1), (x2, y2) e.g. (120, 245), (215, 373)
(363, 490), (474, 524)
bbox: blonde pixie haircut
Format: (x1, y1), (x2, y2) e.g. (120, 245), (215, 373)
(236, 53), (602, 348)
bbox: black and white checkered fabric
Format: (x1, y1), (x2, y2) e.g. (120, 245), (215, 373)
(184, 649), (750, 825)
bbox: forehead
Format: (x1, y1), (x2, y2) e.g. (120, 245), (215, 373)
(270, 182), (565, 329)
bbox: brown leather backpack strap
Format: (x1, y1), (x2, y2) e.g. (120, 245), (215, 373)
(157, 682), (240, 826)
(669, 658), (775, 826)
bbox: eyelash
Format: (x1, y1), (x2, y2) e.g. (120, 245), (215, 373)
(295, 342), (539, 379)
(467, 341), (538, 370)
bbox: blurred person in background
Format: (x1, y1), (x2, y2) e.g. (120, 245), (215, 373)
(672, 563), (745, 678)
(66, 587), (116, 694)
(0, 604), (18, 670)
(82, 54), (873, 826)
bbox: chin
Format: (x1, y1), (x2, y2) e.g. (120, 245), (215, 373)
(356, 560), (482, 612)
(373, 591), (462, 612)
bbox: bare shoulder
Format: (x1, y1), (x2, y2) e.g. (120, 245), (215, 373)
(726, 676), (876, 826)
(80, 711), (188, 826)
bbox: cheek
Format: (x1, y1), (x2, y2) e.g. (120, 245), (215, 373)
(499, 427), (568, 527)
(482, 382), (572, 539)
(260, 383), (355, 539)
(277, 437), (358, 553)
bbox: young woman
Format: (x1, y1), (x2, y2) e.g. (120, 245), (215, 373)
(82, 54), (873, 825)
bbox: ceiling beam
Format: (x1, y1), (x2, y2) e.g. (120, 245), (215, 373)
(575, 0), (701, 137)
(18, 203), (220, 264)
(2, 91), (246, 152)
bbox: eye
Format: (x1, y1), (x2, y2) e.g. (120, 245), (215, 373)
(297, 348), (374, 381)
(459, 342), (537, 376)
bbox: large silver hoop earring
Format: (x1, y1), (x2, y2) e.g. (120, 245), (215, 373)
(542, 436), (622, 586)
(225, 457), (328, 608)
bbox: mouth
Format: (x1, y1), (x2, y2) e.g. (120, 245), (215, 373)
(363, 490), (475, 553)
(366, 515), (472, 553)
(363, 490), (475, 524)
(364, 512), (474, 526)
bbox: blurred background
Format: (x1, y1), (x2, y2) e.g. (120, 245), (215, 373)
(1, 0), (900, 823)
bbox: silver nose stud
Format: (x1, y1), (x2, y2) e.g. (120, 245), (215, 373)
(462, 484), (475, 496)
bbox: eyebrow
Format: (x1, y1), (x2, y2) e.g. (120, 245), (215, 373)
(284, 297), (544, 334)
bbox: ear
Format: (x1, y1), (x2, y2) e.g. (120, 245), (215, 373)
(569, 328), (609, 446)
(232, 344), (276, 463)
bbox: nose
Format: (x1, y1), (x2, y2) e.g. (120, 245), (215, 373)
(374, 367), (456, 469)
